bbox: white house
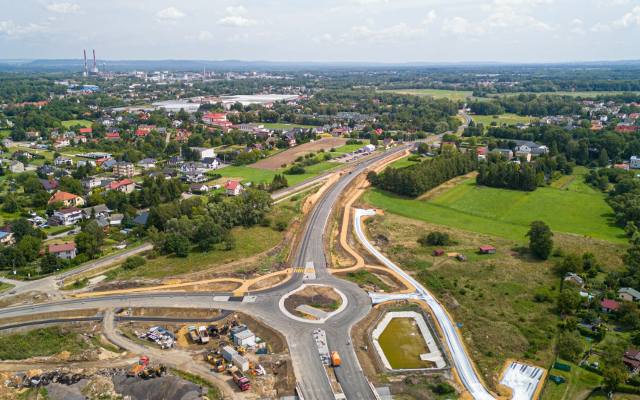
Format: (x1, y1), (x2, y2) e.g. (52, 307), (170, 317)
(190, 147), (216, 160)
(224, 180), (244, 196)
(52, 207), (84, 226)
(48, 242), (77, 259)
(631, 156), (640, 170)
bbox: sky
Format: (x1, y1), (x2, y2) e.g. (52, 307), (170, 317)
(0, 0), (639, 63)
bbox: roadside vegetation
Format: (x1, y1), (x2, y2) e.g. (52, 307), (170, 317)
(0, 326), (91, 360)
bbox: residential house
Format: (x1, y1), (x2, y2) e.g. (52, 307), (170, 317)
(133, 211), (149, 226)
(8, 161), (24, 173)
(183, 171), (207, 183)
(48, 242), (77, 259)
(48, 191), (85, 208)
(105, 132), (120, 140)
(113, 162), (135, 178)
(282, 130), (297, 147)
(0, 231), (15, 245)
(202, 112), (227, 125)
(190, 183), (209, 193)
(52, 207), (84, 226)
(82, 177), (103, 191)
(82, 204), (111, 220)
(513, 140), (549, 156)
(623, 349), (640, 373)
(109, 213), (124, 226)
(107, 178), (135, 194)
(601, 298), (621, 313)
(101, 158), (117, 170)
(190, 147), (216, 160)
(39, 179), (59, 193)
(564, 273), (585, 287)
(54, 156), (73, 166)
(137, 158), (157, 170)
(616, 123), (638, 134)
(619, 287), (640, 303)
(79, 127), (93, 135)
(37, 165), (56, 177)
(631, 156), (640, 170)
(224, 180), (244, 196)
(491, 148), (513, 159)
(478, 245), (496, 254)
(201, 157), (220, 169)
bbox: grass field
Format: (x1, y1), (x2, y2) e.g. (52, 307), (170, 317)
(0, 129), (10, 138)
(541, 360), (602, 400)
(364, 174), (626, 244)
(381, 88), (473, 101)
(471, 113), (537, 128)
(215, 161), (339, 186)
(61, 119), (93, 128)
(365, 213), (561, 388)
(493, 91), (640, 98)
(0, 282), (14, 293)
(0, 326), (90, 360)
(388, 155), (424, 169)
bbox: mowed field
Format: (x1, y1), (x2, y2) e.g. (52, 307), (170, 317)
(471, 113), (537, 127)
(252, 137), (347, 169)
(380, 88), (473, 101)
(364, 174), (626, 244)
(61, 119), (93, 128)
(492, 91), (640, 98)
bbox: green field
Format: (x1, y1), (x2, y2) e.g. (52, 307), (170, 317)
(364, 176), (626, 244)
(216, 161), (340, 186)
(388, 155), (424, 169)
(0, 326), (90, 360)
(471, 113), (537, 127)
(494, 91), (640, 99)
(541, 360), (603, 400)
(0, 129), (10, 139)
(261, 122), (316, 130)
(61, 119), (93, 128)
(381, 88), (473, 101)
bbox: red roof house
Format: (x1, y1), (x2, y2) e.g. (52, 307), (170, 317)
(479, 245), (496, 254)
(79, 127), (92, 134)
(601, 298), (621, 313)
(105, 132), (120, 140)
(224, 180), (244, 196)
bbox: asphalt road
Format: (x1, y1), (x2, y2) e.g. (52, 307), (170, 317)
(0, 144), (413, 400)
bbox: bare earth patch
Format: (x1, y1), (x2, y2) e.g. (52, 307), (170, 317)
(283, 285), (342, 319)
(252, 138), (347, 170)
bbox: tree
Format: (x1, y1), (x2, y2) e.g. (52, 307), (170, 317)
(122, 256), (146, 270)
(598, 148), (609, 167)
(602, 366), (627, 393)
(418, 231), (451, 246)
(166, 233), (190, 257)
(527, 221), (553, 260)
(17, 235), (42, 262)
(75, 220), (105, 259)
(554, 253), (582, 276)
(557, 287), (581, 315)
(557, 331), (584, 362)
(40, 252), (63, 274)
(2, 194), (19, 213)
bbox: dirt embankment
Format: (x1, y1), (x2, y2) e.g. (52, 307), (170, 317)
(252, 137), (347, 170)
(283, 285), (342, 316)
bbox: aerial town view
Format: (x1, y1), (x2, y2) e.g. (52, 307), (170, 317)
(1, 1), (640, 399)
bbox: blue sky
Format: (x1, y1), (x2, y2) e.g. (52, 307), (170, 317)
(0, 0), (639, 62)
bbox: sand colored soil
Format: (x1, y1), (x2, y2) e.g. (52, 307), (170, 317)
(252, 138), (347, 170)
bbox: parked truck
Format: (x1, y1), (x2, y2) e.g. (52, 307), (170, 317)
(198, 326), (210, 344)
(231, 370), (251, 391)
(331, 351), (341, 367)
(187, 326), (200, 343)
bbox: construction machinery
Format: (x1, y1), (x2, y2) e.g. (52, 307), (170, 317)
(204, 351), (226, 373)
(127, 356), (150, 377)
(231, 370), (251, 391)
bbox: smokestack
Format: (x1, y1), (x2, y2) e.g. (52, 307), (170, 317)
(83, 49), (88, 77)
(92, 49), (96, 69)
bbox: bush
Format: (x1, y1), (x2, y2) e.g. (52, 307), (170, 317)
(122, 256), (146, 270)
(430, 382), (455, 395)
(285, 165), (306, 175)
(418, 231), (451, 246)
(274, 220), (287, 231)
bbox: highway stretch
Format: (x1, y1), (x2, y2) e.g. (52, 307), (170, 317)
(0, 140), (497, 400)
(353, 209), (495, 400)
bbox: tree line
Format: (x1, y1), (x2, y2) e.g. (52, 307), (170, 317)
(368, 151), (477, 197)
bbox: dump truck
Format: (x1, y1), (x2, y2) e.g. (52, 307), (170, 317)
(198, 326), (210, 344)
(231, 370), (251, 391)
(187, 326), (200, 343)
(331, 351), (341, 367)
(127, 356), (150, 377)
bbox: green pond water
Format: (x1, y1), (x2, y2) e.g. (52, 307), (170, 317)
(378, 317), (433, 369)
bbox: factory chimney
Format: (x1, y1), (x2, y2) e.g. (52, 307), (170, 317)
(83, 49), (88, 77)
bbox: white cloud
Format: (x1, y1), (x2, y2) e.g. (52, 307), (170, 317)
(341, 22), (425, 43)
(0, 20), (47, 37)
(590, 22), (611, 32)
(218, 15), (256, 27)
(225, 6), (248, 15)
(423, 10), (437, 25)
(45, 2), (80, 14)
(218, 5), (256, 27)
(156, 6), (185, 21)
(442, 16), (484, 35)
(313, 33), (333, 43)
(615, 6), (640, 27)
